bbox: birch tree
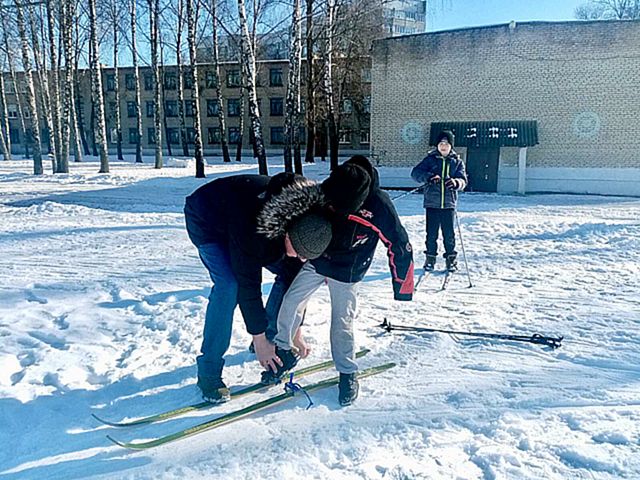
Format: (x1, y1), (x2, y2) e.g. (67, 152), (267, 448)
(304, 0), (315, 164)
(59, 0), (76, 171)
(88, 0), (110, 173)
(210, 0), (231, 162)
(186, 0), (205, 177)
(175, 0), (189, 157)
(237, 0), (267, 174)
(283, 0), (302, 173)
(148, 0), (163, 168)
(0, 59), (11, 160)
(15, 0), (43, 174)
(46, 0), (64, 170)
(129, 0), (143, 163)
(109, 0), (124, 160)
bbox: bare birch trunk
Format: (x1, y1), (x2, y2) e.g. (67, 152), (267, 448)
(15, 0), (43, 174)
(59, 0), (75, 170)
(88, 0), (110, 173)
(237, 0), (267, 174)
(284, 0), (302, 173)
(324, 0), (338, 170)
(45, 0), (63, 168)
(186, 0), (205, 177)
(129, 0), (142, 163)
(112, 1), (123, 161)
(176, 0), (189, 157)
(74, 16), (90, 157)
(304, 0), (315, 164)
(0, 70), (11, 160)
(211, 0), (230, 162)
(149, 0), (163, 168)
(236, 54), (245, 163)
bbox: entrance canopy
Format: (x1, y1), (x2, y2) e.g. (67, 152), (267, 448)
(430, 121), (538, 148)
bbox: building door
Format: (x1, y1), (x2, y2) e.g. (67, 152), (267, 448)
(466, 147), (499, 192)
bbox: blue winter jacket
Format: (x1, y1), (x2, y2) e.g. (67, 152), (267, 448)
(411, 149), (467, 209)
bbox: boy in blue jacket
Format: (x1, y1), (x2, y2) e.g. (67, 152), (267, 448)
(411, 130), (467, 272)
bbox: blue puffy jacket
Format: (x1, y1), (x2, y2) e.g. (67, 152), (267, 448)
(411, 150), (467, 209)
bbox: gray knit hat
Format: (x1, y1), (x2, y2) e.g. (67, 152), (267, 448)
(287, 213), (332, 260)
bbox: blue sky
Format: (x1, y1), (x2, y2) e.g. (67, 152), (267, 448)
(426, 0), (587, 31)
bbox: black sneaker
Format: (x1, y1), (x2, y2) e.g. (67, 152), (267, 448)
(197, 376), (231, 404)
(445, 255), (458, 272)
(338, 372), (359, 406)
(423, 255), (436, 271)
(260, 347), (300, 385)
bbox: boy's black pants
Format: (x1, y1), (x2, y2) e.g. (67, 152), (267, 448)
(425, 208), (456, 257)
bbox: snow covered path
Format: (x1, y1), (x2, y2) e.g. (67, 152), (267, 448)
(0, 159), (639, 479)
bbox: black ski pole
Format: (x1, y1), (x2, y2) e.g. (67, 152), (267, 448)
(391, 184), (424, 202)
(454, 210), (473, 288)
(379, 318), (563, 349)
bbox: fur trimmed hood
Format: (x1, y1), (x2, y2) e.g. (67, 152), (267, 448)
(257, 178), (326, 239)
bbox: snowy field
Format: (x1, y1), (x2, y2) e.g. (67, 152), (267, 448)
(0, 157), (639, 480)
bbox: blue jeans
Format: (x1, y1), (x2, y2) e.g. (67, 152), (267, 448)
(196, 244), (293, 379)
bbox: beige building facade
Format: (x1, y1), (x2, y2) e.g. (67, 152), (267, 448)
(371, 20), (640, 196)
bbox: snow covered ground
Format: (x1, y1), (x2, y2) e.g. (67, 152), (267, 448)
(0, 157), (639, 480)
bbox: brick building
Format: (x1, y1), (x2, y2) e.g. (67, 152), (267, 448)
(371, 20), (640, 196)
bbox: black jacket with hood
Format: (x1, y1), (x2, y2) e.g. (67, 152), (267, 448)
(184, 174), (323, 335)
(312, 157), (414, 300)
(411, 149), (467, 209)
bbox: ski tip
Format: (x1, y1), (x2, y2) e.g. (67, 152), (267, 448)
(92, 413), (139, 427)
(106, 435), (128, 448)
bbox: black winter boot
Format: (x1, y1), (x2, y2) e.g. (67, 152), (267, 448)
(260, 347), (300, 385)
(423, 255), (437, 271)
(197, 376), (231, 404)
(445, 254), (458, 272)
(338, 372), (359, 406)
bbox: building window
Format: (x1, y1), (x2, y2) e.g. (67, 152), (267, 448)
(205, 71), (217, 89)
(227, 98), (241, 117)
(167, 127), (180, 145)
(229, 127), (241, 144)
(183, 70), (194, 89)
(146, 101), (155, 118)
(270, 127), (284, 145)
(7, 104), (18, 119)
(341, 99), (352, 114)
(129, 128), (139, 144)
(106, 74), (115, 92)
(147, 127), (156, 144)
(108, 102), (117, 117)
(208, 127), (221, 144)
(269, 67), (283, 87)
(360, 129), (370, 145)
(270, 97), (284, 116)
(127, 101), (137, 118)
(186, 127), (196, 144)
(185, 100), (196, 117)
(207, 99), (220, 117)
(110, 127), (118, 144)
(164, 72), (177, 90)
(226, 69), (241, 88)
(144, 74), (154, 91)
(363, 96), (371, 114)
(165, 100), (178, 117)
(361, 68), (371, 83)
(339, 129), (351, 144)
(125, 73), (136, 91)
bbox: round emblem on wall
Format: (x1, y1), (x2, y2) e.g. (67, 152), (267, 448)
(573, 112), (601, 138)
(401, 122), (423, 145)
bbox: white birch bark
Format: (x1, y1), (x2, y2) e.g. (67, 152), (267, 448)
(210, 0), (230, 162)
(111, 0), (123, 160)
(129, 0), (142, 163)
(0, 68), (11, 160)
(148, 0), (163, 168)
(283, 0), (302, 173)
(186, 0), (205, 177)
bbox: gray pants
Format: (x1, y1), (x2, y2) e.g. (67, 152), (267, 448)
(274, 262), (359, 374)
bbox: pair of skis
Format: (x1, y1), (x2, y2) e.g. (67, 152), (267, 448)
(95, 350), (395, 449)
(415, 268), (455, 291)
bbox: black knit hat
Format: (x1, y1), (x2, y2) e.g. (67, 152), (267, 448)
(436, 130), (455, 147)
(321, 163), (371, 214)
(287, 213), (332, 260)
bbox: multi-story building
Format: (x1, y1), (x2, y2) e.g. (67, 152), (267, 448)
(1, 58), (371, 159)
(383, 0), (427, 36)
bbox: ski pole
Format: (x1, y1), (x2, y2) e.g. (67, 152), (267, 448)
(391, 184), (424, 202)
(454, 210), (473, 288)
(379, 319), (563, 349)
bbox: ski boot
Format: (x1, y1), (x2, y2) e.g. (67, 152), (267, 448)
(260, 347), (300, 385)
(445, 254), (458, 272)
(338, 372), (359, 406)
(423, 255), (436, 272)
(197, 376), (231, 404)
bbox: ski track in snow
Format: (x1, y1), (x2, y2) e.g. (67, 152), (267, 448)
(0, 159), (639, 479)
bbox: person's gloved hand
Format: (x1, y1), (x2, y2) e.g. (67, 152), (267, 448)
(429, 175), (441, 184)
(445, 177), (461, 190)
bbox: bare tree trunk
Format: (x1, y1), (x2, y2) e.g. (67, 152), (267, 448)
(15, 0), (43, 174)
(74, 16), (90, 158)
(46, 0), (63, 167)
(29, 4), (57, 172)
(160, 44), (172, 157)
(176, 0), (189, 157)
(59, 0), (75, 170)
(237, 0), (267, 174)
(88, 0), (110, 173)
(324, 0), (338, 170)
(211, 0), (230, 162)
(0, 68), (11, 160)
(236, 54), (245, 163)
(284, 0), (302, 173)
(69, 79), (83, 163)
(149, 0), (163, 168)
(186, 0), (205, 177)
(129, 0), (142, 163)
(112, 0), (123, 161)
(304, 0), (315, 164)
(2, 12), (30, 160)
